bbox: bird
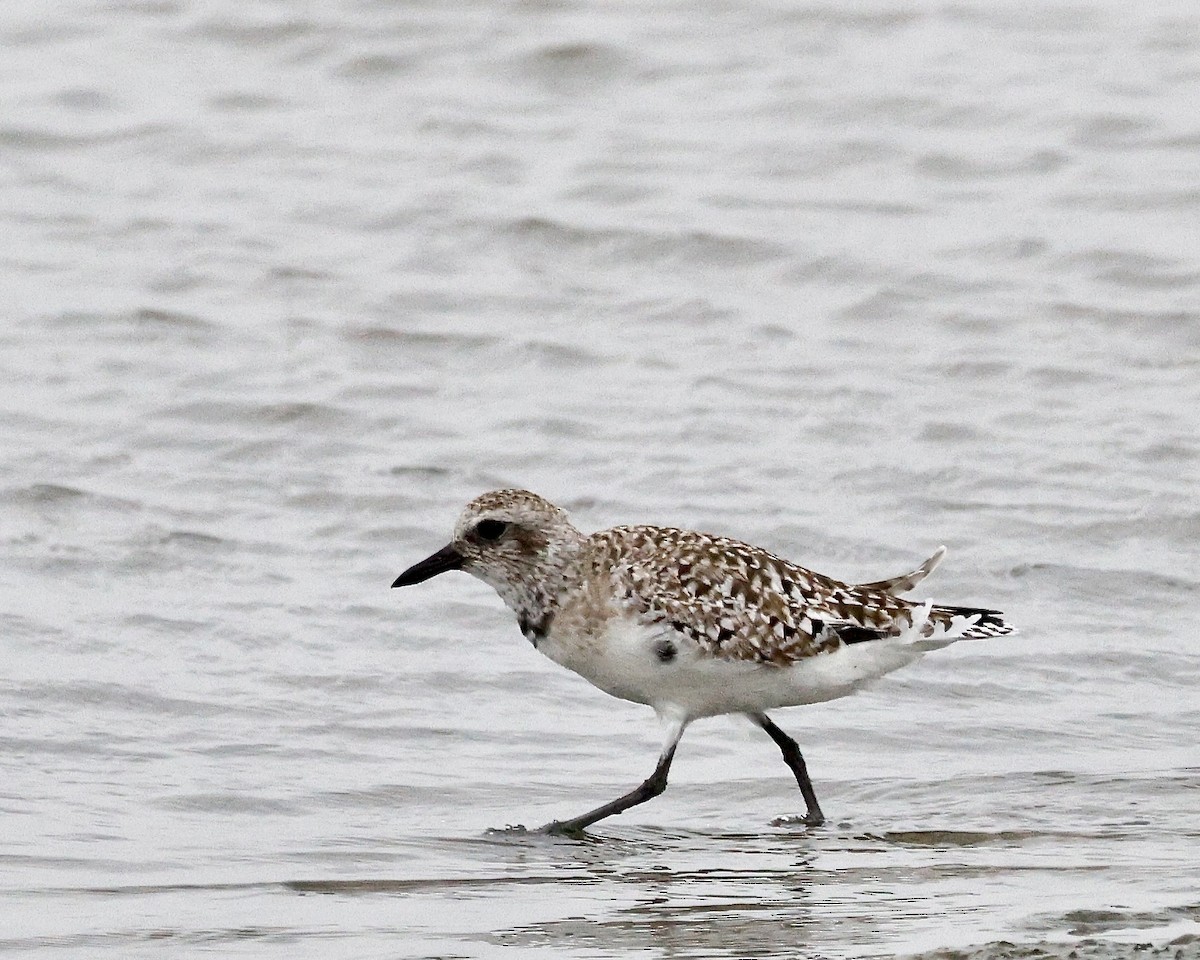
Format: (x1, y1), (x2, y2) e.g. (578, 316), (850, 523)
(392, 489), (1014, 835)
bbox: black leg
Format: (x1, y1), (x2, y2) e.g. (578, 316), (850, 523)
(750, 712), (825, 826)
(542, 720), (686, 836)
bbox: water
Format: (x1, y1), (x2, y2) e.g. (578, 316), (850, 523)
(2, 0), (1199, 956)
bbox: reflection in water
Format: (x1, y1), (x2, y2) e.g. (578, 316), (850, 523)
(433, 829), (826, 959)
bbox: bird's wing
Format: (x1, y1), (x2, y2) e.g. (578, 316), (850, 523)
(855, 545), (946, 596)
(598, 527), (917, 664)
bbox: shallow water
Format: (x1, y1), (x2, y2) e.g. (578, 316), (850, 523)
(2, 0), (1199, 957)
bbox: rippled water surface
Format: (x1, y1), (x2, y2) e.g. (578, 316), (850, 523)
(2, 1), (1199, 957)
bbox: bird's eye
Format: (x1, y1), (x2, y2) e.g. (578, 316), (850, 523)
(475, 519), (508, 541)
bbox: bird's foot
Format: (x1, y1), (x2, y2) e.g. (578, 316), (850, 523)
(771, 809), (826, 828)
(483, 824), (532, 836)
(537, 819), (590, 838)
(483, 822), (590, 839)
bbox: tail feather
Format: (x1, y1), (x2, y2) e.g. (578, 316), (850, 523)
(930, 604), (1016, 639)
(857, 545), (946, 596)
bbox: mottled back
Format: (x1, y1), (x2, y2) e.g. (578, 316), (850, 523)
(590, 526), (921, 665)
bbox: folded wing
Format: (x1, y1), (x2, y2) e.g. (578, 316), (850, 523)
(600, 527), (922, 665)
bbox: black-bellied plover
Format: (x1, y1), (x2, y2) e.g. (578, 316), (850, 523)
(393, 489), (1013, 835)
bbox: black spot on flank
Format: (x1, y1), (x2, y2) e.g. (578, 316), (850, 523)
(780, 578), (796, 595)
(654, 640), (677, 663)
(716, 627), (735, 645)
(781, 622), (799, 641)
(519, 612), (554, 645)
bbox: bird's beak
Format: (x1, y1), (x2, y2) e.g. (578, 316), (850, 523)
(391, 544), (464, 587)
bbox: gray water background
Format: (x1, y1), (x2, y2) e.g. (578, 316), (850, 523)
(2, 1), (1199, 956)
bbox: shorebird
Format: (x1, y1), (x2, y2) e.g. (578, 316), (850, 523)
(392, 489), (1013, 835)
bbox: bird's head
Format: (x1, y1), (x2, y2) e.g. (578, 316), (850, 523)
(392, 489), (583, 618)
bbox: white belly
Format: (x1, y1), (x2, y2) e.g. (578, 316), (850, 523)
(534, 614), (928, 720)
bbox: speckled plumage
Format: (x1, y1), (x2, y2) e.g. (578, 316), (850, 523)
(392, 488), (1015, 833)
(440, 490), (1010, 669)
(593, 525), (955, 665)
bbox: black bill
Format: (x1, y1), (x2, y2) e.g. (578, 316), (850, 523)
(391, 544), (463, 587)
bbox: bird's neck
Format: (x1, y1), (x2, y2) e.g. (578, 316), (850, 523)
(506, 538), (584, 645)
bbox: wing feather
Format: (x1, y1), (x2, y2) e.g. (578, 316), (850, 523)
(856, 546), (946, 596)
(594, 526), (917, 664)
